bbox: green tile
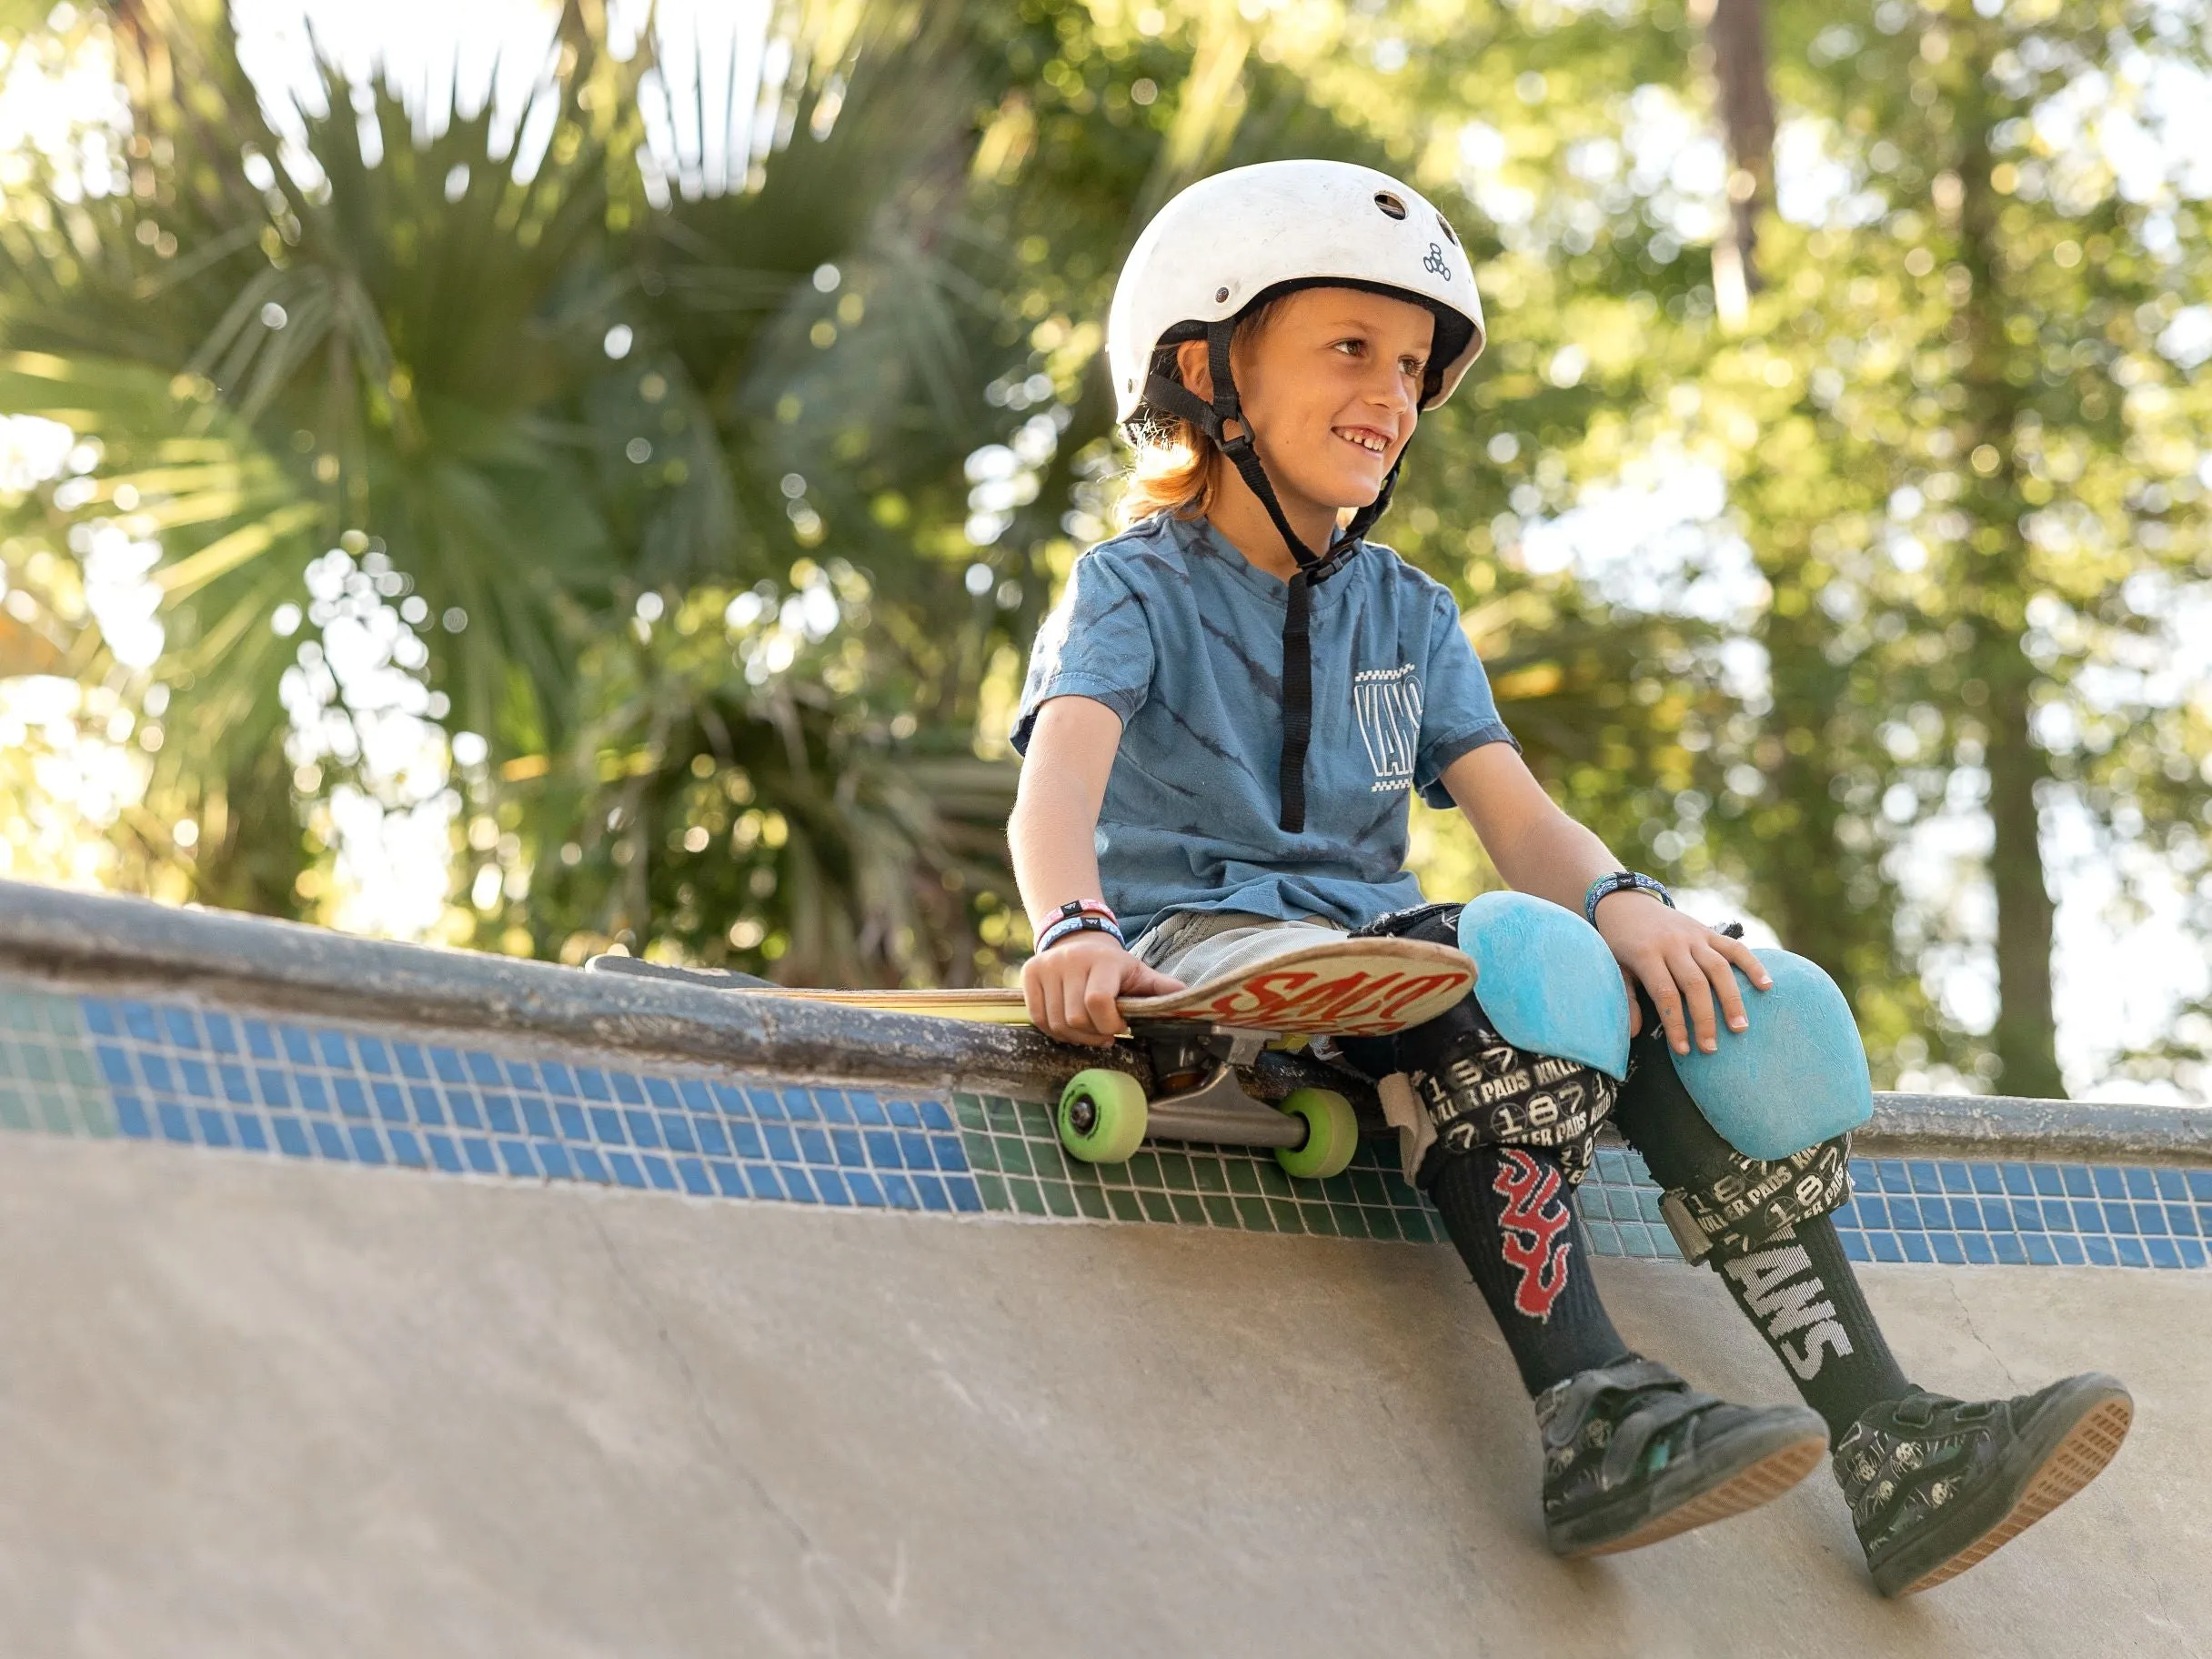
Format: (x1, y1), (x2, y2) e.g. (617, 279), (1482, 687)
(963, 1138), (1001, 1172)
(1236, 1195), (1274, 1231)
(0, 1090), (30, 1131)
(985, 1099), (1024, 1133)
(1125, 1151), (1162, 1189)
(1074, 1185), (1112, 1221)
(973, 1172), (1010, 1211)
(1202, 1194), (1239, 1229)
(995, 1137), (1034, 1177)
(1268, 1198), (1308, 1233)
(1041, 1180), (1079, 1219)
(1008, 1177), (1046, 1216)
(1398, 1209), (1436, 1244)
(0, 996), (35, 1035)
(1254, 1161), (1294, 1199)
(1303, 1204), (1342, 1238)
(61, 1049), (96, 1090)
(1157, 1151), (1195, 1191)
(1351, 1170), (1388, 1207)
(78, 1095), (116, 1137)
(1107, 1188), (1146, 1222)
(1191, 1156), (1230, 1194)
(1015, 1101), (1056, 1138)
(1169, 1192), (1206, 1226)
(953, 1094), (989, 1131)
(1137, 1190), (1177, 1223)
(35, 1093), (71, 1133)
(1319, 1171), (1358, 1206)
(1226, 1161), (1262, 1196)
(1362, 1208), (1404, 1242)
(19, 1045), (55, 1084)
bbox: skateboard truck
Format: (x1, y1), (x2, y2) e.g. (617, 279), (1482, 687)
(1054, 1021), (1362, 1180)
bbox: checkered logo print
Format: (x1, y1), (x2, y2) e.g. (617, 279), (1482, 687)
(1353, 664), (1423, 793)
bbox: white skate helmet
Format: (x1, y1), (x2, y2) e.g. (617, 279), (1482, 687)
(1107, 158), (1486, 425)
(1104, 160), (1486, 836)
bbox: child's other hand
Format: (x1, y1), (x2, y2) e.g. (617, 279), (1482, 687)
(1593, 893), (1773, 1058)
(1021, 933), (1185, 1047)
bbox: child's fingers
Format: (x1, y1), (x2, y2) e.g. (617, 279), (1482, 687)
(1672, 950), (1721, 1052)
(1636, 955), (1690, 1055)
(1051, 968), (1105, 1047)
(1698, 940), (1750, 1033)
(1127, 963), (1186, 997)
(1715, 931), (1773, 990)
(1084, 959), (1127, 1039)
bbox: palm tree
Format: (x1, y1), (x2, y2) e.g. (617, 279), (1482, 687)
(0, 0), (1042, 977)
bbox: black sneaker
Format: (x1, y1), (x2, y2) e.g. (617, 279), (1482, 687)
(1835, 1373), (2133, 1596)
(1535, 1357), (1829, 1557)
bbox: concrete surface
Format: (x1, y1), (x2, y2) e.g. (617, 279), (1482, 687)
(0, 1132), (2202, 1659)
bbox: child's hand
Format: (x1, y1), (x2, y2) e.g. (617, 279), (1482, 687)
(1593, 893), (1774, 1058)
(1021, 932), (1185, 1047)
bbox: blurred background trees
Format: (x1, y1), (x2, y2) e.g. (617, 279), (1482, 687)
(1, 0), (2207, 1099)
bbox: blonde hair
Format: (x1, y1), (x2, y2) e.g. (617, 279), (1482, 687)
(1116, 297), (1289, 528)
(1119, 411), (1221, 526)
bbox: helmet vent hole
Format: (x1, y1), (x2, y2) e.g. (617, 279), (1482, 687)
(1372, 191), (1408, 220)
(1214, 286), (1231, 303)
(1436, 212), (1460, 246)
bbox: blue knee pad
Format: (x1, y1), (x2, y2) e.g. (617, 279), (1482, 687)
(1455, 891), (1631, 1081)
(1668, 950), (1873, 1161)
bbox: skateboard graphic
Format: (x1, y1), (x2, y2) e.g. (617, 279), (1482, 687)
(588, 939), (1473, 1182)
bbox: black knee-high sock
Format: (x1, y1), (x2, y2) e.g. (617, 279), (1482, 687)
(1431, 1146), (1634, 1396)
(1706, 1212), (1909, 1443)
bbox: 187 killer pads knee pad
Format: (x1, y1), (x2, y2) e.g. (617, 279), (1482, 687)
(1342, 902), (1623, 1187)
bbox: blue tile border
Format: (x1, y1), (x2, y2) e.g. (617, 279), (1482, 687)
(3, 973), (2208, 1268)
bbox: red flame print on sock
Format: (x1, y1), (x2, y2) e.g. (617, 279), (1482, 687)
(1493, 1149), (1574, 1321)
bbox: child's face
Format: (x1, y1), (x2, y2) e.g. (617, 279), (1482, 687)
(1220, 287), (1434, 514)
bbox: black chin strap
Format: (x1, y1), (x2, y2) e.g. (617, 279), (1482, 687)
(1142, 318), (1404, 834)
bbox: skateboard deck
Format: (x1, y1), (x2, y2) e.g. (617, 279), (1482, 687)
(718, 938), (1473, 1039)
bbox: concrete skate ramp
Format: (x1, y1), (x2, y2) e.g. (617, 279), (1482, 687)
(1, 880), (2207, 1657)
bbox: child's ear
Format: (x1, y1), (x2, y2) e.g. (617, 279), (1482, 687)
(1174, 336), (1214, 401)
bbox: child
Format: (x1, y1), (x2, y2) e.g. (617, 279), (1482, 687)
(1007, 159), (2130, 1593)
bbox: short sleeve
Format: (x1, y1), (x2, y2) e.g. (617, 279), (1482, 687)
(1413, 588), (1516, 807)
(1011, 549), (1157, 754)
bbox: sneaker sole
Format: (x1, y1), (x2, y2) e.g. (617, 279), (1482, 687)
(1884, 1377), (2134, 1597)
(1569, 1424), (1831, 1558)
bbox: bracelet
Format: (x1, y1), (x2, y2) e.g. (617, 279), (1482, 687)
(1048, 899), (1117, 926)
(1584, 871), (1674, 927)
(1036, 913), (1125, 953)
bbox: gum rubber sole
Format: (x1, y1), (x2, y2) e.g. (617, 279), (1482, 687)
(1568, 1430), (1830, 1559)
(1885, 1385), (2134, 1597)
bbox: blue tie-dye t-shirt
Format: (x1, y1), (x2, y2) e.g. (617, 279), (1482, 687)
(1012, 511), (1516, 940)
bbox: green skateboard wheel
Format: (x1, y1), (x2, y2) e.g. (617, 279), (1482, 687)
(1057, 1069), (1149, 1164)
(1274, 1087), (1359, 1181)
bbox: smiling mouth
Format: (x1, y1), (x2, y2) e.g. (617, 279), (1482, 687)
(1334, 428), (1391, 456)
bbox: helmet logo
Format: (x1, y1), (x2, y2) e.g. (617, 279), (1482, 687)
(1423, 243), (1453, 280)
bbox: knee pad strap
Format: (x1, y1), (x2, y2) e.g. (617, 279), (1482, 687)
(1655, 1136), (1853, 1263)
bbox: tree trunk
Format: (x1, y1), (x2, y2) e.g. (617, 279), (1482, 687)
(1697, 0), (1776, 315)
(1950, 26), (2066, 1098)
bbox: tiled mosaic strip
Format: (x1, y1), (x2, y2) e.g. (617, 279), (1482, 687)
(3, 977), (2208, 1269)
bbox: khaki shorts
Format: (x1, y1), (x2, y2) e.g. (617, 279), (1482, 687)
(1128, 910), (1349, 988)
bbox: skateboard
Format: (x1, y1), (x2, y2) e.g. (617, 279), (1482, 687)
(587, 939), (1473, 1182)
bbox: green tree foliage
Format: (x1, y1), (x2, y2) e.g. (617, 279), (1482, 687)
(3, 0), (2207, 1096)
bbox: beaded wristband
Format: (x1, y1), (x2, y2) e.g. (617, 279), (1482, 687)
(1584, 870), (1674, 927)
(1037, 913), (1125, 953)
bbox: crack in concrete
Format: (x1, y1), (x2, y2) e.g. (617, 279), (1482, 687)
(1942, 1278), (2018, 1388)
(587, 1203), (891, 1657)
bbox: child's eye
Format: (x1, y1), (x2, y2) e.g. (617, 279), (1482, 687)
(1333, 338), (1367, 357)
